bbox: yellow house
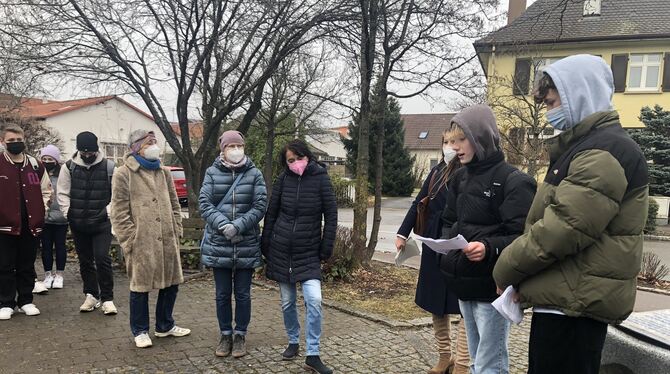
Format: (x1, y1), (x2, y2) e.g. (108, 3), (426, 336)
(475, 0), (670, 129)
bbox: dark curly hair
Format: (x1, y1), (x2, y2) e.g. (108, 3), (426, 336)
(279, 139), (316, 169)
(533, 72), (557, 104)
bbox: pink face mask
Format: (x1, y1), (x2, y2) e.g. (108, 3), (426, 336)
(288, 158), (308, 176)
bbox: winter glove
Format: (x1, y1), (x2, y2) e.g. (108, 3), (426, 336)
(220, 224), (238, 240)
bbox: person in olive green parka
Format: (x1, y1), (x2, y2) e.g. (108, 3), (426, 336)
(493, 54), (649, 374)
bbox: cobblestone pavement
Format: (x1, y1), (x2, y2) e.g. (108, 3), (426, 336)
(0, 262), (531, 373)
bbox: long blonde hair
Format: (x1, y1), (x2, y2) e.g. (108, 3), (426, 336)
(427, 127), (462, 197)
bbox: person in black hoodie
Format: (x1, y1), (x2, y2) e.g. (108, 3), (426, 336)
(261, 139), (337, 374)
(439, 105), (536, 374)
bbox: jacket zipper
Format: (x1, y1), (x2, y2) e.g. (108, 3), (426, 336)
(232, 170), (237, 270)
(289, 176), (302, 276)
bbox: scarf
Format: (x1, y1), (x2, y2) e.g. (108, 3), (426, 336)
(220, 155), (247, 170)
(133, 154), (161, 170)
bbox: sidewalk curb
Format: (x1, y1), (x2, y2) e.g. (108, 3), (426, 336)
(645, 234), (670, 242)
(637, 285), (670, 296)
(251, 279), (432, 329)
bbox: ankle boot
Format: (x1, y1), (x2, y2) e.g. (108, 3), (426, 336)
(452, 364), (470, 374)
(304, 355), (333, 374)
(282, 343), (300, 360)
(215, 334), (233, 357)
(428, 354), (454, 374)
(231, 334), (247, 358)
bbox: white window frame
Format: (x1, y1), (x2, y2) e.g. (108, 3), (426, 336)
(101, 142), (127, 165)
(627, 53), (663, 92)
(418, 131), (429, 139)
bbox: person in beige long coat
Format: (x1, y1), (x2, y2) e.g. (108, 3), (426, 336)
(110, 129), (191, 348)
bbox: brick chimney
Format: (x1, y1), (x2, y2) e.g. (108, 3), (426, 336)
(508, 0), (528, 25)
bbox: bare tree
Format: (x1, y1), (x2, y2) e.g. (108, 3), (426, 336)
(2, 0), (354, 214)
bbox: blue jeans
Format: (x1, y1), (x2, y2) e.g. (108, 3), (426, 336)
(279, 279), (322, 356)
(214, 267), (253, 336)
(129, 285), (179, 337)
(459, 300), (511, 374)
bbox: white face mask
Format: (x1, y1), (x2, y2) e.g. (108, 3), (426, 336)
(226, 148), (245, 164)
(143, 144), (161, 160)
(443, 145), (456, 163)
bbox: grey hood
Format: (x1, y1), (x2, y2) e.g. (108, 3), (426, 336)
(543, 54), (614, 129)
(451, 104), (501, 161)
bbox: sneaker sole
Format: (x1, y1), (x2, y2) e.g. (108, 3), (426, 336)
(232, 351), (247, 359)
(0, 315), (13, 320)
(17, 310), (40, 316)
(80, 305), (101, 312)
(154, 331), (190, 338)
(103, 310), (118, 315)
(135, 343), (153, 348)
(215, 350), (231, 357)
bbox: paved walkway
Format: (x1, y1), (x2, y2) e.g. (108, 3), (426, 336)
(0, 263), (533, 373)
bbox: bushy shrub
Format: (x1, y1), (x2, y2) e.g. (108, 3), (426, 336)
(330, 175), (354, 208)
(645, 198), (659, 234)
(639, 251), (669, 284)
(322, 225), (358, 282)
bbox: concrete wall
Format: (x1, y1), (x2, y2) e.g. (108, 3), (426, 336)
(652, 196), (670, 225)
(44, 98), (169, 164)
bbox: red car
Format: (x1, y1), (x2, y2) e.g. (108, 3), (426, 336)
(166, 166), (188, 206)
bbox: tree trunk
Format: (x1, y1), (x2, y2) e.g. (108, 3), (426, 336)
(352, 0), (379, 263)
(264, 122), (277, 197)
(366, 86), (387, 259)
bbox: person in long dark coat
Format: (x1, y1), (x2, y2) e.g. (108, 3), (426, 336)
(396, 132), (469, 374)
(261, 139), (337, 374)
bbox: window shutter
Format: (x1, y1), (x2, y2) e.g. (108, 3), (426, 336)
(663, 53), (670, 92)
(611, 54), (629, 93)
(513, 58), (531, 96)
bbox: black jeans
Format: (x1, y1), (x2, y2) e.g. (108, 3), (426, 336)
(0, 230), (38, 308)
(129, 285), (179, 336)
(72, 228), (114, 301)
(41, 224), (68, 272)
(528, 312), (608, 374)
(214, 267), (253, 335)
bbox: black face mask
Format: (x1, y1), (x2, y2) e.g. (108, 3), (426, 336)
(5, 142), (25, 155)
(44, 162), (57, 172)
(81, 154), (97, 164)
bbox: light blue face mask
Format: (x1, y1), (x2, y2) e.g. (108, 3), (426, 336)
(545, 106), (571, 131)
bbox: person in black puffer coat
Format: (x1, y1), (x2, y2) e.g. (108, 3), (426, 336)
(439, 105), (536, 374)
(261, 139), (337, 374)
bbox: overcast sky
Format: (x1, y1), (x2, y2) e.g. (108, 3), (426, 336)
(47, 0), (540, 122)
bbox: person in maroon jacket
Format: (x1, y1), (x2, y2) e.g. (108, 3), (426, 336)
(0, 124), (52, 320)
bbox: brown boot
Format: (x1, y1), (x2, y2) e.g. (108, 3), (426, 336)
(452, 364), (469, 374)
(427, 355), (454, 374)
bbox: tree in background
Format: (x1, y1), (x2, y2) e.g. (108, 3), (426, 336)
(631, 105), (670, 196)
(343, 86), (414, 196)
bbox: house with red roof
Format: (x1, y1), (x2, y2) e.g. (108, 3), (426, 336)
(0, 94), (171, 164)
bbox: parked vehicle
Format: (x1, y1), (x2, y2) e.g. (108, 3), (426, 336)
(166, 166), (188, 206)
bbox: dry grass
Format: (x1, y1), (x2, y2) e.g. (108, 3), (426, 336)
(321, 261), (429, 321)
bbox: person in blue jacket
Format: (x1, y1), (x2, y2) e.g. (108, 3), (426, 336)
(199, 130), (267, 359)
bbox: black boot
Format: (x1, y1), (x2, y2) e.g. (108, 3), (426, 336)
(282, 343), (300, 360)
(215, 335), (233, 357)
(304, 355), (333, 374)
(231, 334), (247, 358)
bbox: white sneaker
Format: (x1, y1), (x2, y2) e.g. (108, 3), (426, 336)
(101, 301), (118, 315)
(52, 274), (63, 289)
(79, 294), (101, 312)
(134, 333), (153, 348)
(18, 303), (40, 316)
(32, 281), (49, 294)
(0, 307), (14, 320)
(43, 272), (54, 289)
(154, 325), (191, 338)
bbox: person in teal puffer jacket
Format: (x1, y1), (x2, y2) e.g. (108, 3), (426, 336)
(199, 130), (267, 359)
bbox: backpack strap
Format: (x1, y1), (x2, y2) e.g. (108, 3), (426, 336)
(489, 163), (517, 223)
(26, 155), (44, 179)
(67, 159), (75, 174)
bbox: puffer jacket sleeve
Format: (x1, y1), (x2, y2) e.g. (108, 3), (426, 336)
(319, 173), (338, 260)
(231, 169), (267, 234)
(261, 174), (284, 255)
(110, 166), (136, 255)
(482, 171), (536, 261)
(494, 149), (628, 288)
(199, 168), (228, 230)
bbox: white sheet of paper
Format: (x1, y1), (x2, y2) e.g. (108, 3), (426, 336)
(412, 234), (468, 254)
(491, 285), (524, 325)
(395, 238), (421, 266)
